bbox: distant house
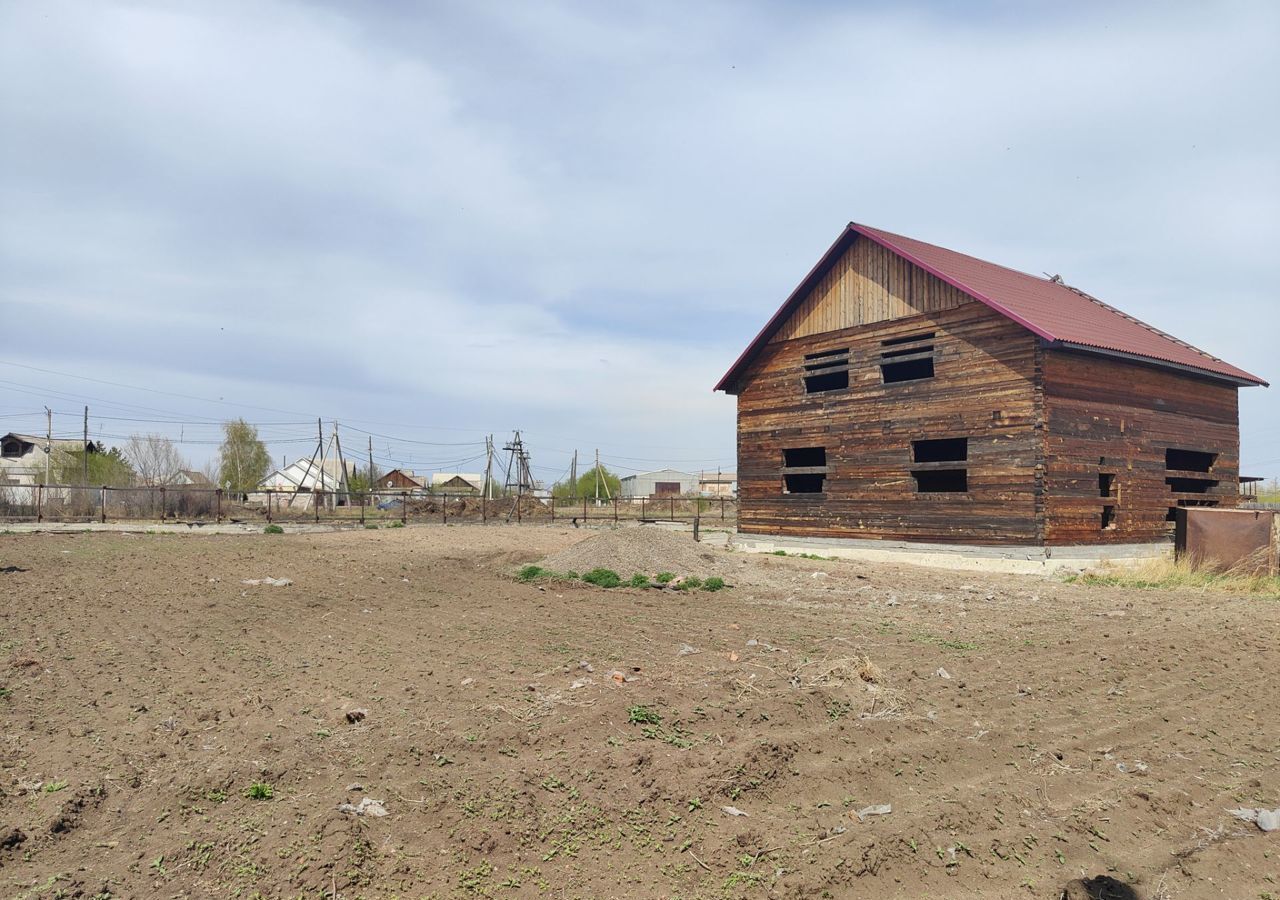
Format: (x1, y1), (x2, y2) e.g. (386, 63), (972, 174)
(381, 469), (426, 491)
(698, 471), (737, 497)
(431, 473), (485, 494)
(619, 469), (697, 498)
(0, 433), (96, 486)
(253, 457), (355, 507)
(173, 470), (211, 487)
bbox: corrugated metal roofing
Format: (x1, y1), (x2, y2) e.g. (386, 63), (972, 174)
(715, 223), (1267, 391)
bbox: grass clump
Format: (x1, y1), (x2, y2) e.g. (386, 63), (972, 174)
(1065, 556), (1280, 598)
(702, 576), (725, 592)
(263, 524), (284, 535)
(672, 576), (702, 591)
(516, 565), (546, 582)
(655, 572), (676, 584)
(244, 782), (274, 800)
(629, 573), (651, 588)
(627, 705), (662, 725)
(581, 568), (622, 588)
(389, 520), (404, 528)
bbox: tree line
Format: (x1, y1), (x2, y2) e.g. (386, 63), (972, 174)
(56, 418), (272, 492)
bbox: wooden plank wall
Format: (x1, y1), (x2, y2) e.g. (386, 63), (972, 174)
(1041, 350), (1240, 545)
(770, 237), (970, 343)
(737, 301), (1042, 544)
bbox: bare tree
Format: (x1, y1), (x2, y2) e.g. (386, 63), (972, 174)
(124, 433), (186, 486)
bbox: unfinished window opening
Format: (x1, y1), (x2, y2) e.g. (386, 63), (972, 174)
(1165, 448), (1216, 472)
(783, 447), (826, 468)
(782, 446), (828, 495)
(1166, 506), (1178, 523)
(1099, 473), (1116, 498)
(882, 331), (936, 347)
(1101, 505), (1116, 530)
(912, 469), (967, 493)
(912, 438), (968, 463)
(783, 473), (826, 493)
(879, 333), (935, 384)
(803, 348), (850, 394)
(1166, 477), (1218, 493)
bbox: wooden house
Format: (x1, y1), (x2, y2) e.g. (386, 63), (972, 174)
(715, 223), (1267, 546)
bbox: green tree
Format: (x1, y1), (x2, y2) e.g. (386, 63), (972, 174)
(54, 443), (135, 486)
(217, 419), (270, 492)
(552, 466), (622, 500)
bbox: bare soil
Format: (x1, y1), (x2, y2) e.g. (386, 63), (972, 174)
(1, 524), (1277, 899)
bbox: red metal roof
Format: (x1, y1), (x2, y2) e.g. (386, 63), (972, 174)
(715, 223), (1268, 391)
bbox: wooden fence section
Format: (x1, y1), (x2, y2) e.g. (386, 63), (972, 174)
(0, 484), (736, 528)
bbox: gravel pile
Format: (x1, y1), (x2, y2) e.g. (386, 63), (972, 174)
(540, 526), (736, 580)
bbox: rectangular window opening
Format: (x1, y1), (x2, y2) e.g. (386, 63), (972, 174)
(783, 447), (826, 468)
(1166, 477), (1219, 493)
(912, 437), (968, 463)
(782, 446), (828, 495)
(1165, 506), (1178, 523)
(783, 473), (826, 494)
(1098, 473), (1116, 498)
(803, 348), (849, 394)
(1165, 448), (1216, 472)
(803, 371), (848, 393)
(1101, 505), (1116, 530)
(881, 331), (936, 347)
(881, 358), (934, 383)
(879, 333), (935, 384)
(912, 469), (967, 493)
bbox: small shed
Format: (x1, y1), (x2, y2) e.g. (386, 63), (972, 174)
(619, 469), (698, 498)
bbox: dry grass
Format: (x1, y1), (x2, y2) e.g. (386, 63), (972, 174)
(1067, 554), (1280, 598)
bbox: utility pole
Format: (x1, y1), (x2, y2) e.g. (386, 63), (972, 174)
(44, 407), (52, 485)
(83, 406), (89, 486)
(570, 450), (578, 500)
(483, 435), (495, 500)
(594, 449), (600, 502)
(333, 421), (347, 507)
(316, 417), (326, 496)
(368, 437), (375, 491)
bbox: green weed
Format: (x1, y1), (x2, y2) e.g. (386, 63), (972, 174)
(263, 524), (284, 535)
(581, 568), (622, 588)
(243, 782), (274, 800)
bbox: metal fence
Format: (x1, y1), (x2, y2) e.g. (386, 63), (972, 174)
(0, 483), (737, 527)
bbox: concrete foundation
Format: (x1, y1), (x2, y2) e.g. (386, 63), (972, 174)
(730, 532), (1170, 575)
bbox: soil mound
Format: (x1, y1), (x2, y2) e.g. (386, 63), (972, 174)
(540, 526), (731, 579)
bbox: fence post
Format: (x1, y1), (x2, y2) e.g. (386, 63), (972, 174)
(550, 497), (554, 522)
(36, 484), (43, 523)
(159, 485), (166, 523)
(100, 486), (107, 523)
(613, 495), (618, 524)
(267, 492), (273, 523)
(721, 496), (726, 520)
(482, 495), (487, 524)
(517, 494), (522, 524)
(694, 513), (700, 542)
(216, 489), (223, 524)
(401, 492), (408, 525)
(442, 494), (447, 525)
(671, 497), (676, 521)
(640, 497), (645, 521)
(359, 491), (365, 526)
(583, 496), (588, 523)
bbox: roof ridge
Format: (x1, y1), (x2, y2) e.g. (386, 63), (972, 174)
(854, 222), (1052, 283)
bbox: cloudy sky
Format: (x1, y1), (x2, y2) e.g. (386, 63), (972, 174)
(1, 0), (1277, 483)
